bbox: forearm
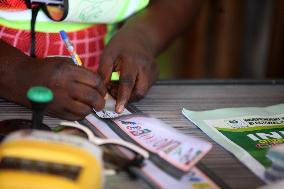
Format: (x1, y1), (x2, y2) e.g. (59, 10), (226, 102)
(122, 0), (204, 56)
(0, 40), (107, 120)
(0, 40), (31, 98)
(0, 40), (28, 90)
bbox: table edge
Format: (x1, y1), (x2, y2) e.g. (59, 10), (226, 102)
(156, 79), (284, 85)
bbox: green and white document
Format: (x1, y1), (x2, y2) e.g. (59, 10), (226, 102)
(182, 103), (284, 183)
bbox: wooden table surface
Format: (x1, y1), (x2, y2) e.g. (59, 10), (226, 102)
(1, 80), (284, 189)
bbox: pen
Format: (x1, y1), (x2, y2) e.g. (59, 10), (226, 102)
(59, 30), (82, 66)
(59, 30), (119, 81)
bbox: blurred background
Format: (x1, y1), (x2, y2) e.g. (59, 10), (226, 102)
(157, 0), (284, 79)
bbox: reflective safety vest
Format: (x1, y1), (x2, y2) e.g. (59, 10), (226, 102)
(0, 0), (149, 72)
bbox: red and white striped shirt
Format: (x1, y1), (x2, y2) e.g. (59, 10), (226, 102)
(0, 0), (107, 72)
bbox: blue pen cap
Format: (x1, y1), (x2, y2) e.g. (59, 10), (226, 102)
(59, 30), (68, 41)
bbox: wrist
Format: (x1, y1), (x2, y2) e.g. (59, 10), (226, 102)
(0, 55), (34, 105)
(122, 21), (161, 57)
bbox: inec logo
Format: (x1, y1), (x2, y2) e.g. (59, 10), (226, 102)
(119, 120), (152, 136)
(225, 119), (248, 128)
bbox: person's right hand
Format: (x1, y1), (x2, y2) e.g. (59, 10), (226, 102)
(2, 56), (106, 121)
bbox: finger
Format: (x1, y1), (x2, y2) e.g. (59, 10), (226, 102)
(55, 110), (85, 121)
(69, 83), (105, 111)
(63, 100), (93, 120)
(107, 82), (119, 97)
(130, 64), (158, 102)
(129, 73), (149, 102)
(116, 58), (137, 113)
(47, 100), (92, 121)
(110, 87), (118, 98)
(46, 108), (73, 120)
(73, 67), (107, 96)
(98, 54), (114, 85)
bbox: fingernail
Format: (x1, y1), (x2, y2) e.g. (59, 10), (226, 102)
(104, 93), (109, 100)
(116, 104), (124, 114)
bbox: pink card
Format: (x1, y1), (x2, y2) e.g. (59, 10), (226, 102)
(112, 114), (212, 172)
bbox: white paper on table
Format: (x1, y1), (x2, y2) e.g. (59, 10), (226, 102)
(112, 114), (212, 172)
(94, 95), (131, 119)
(86, 114), (219, 189)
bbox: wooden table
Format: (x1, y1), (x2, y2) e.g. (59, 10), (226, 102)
(1, 80), (284, 189)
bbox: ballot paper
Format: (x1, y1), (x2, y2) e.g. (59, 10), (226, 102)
(182, 103), (284, 183)
(111, 114), (212, 173)
(85, 114), (220, 189)
(265, 144), (284, 181)
(94, 96), (212, 176)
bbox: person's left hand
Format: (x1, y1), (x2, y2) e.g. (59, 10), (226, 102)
(98, 26), (159, 113)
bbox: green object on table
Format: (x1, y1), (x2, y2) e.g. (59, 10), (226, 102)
(27, 86), (53, 130)
(27, 86), (53, 103)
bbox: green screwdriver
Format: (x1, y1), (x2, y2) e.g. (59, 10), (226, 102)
(27, 86), (53, 130)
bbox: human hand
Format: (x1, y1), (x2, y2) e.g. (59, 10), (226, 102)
(98, 27), (159, 113)
(3, 56), (106, 120)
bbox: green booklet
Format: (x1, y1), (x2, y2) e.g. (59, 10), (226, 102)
(182, 103), (284, 183)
